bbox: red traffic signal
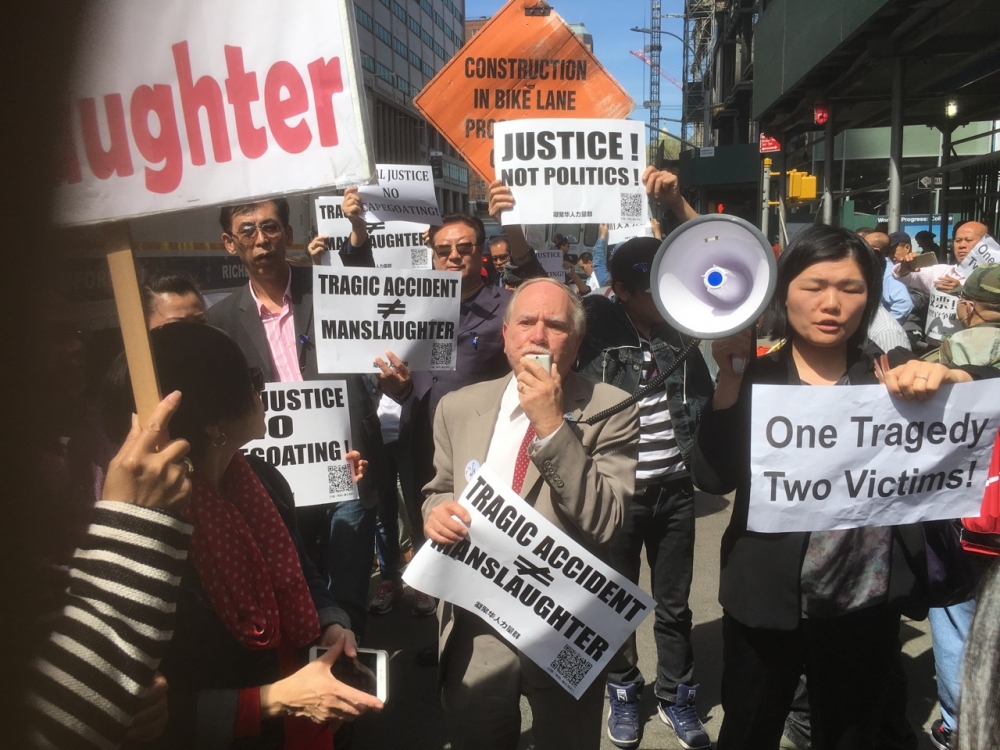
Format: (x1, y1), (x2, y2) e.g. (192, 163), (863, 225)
(814, 102), (830, 125)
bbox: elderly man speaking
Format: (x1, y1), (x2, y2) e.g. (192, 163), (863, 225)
(422, 277), (640, 750)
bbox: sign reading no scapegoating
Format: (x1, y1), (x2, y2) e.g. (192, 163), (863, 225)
(54, 0), (373, 226)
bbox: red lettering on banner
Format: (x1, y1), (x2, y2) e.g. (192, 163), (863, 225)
(264, 61), (311, 154)
(62, 42), (348, 194)
(307, 57), (344, 147)
(173, 41), (232, 166)
(80, 94), (135, 179)
(224, 45), (268, 159)
(130, 84), (183, 194)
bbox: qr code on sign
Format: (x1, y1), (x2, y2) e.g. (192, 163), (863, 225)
(327, 464), (354, 496)
(620, 192), (643, 219)
(430, 342), (454, 369)
(410, 247), (431, 269)
(548, 644), (593, 690)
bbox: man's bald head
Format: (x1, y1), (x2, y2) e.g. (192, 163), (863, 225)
(953, 221), (989, 263)
(866, 232), (890, 255)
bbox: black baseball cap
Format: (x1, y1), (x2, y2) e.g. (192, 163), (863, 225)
(609, 236), (659, 291)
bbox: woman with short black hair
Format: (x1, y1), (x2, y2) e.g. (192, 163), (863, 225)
(694, 225), (998, 750)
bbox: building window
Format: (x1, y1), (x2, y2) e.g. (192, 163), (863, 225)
(392, 1), (407, 23)
(361, 52), (376, 74)
(393, 37), (408, 60)
(408, 15), (420, 35)
(443, 0), (453, 11)
(422, 60), (435, 78)
(434, 11), (444, 29)
(420, 0), (432, 15)
(442, 160), (469, 188)
(445, 24), (454, 44)
(375, 21), (393, 47)
(408, 49), (421, 70)
(421, 28), (433, 48)
(434, 41), (445, 60)
(453, 8), (463, 24)
(354, 4), (374, 32)
(377, 0), (390, 7)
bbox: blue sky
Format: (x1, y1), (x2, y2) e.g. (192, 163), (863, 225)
(464, 0), (687, 140)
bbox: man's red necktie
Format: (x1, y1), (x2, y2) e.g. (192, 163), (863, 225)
(511, 424), (537, 494)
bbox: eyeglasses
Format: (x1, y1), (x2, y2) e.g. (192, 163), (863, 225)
(249, 367), (266, 393)
(232, 220), (284, 241)
(492, 253), (511, 264)
(433, 242), (477, 257)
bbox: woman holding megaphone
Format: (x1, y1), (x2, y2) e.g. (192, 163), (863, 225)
(693, 225), (999, 750)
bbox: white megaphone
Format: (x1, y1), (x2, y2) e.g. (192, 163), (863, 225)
(650, 215), (777, 340)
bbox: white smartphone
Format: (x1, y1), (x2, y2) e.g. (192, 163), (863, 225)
(309, 646), (388, 702)
(526, 353), (552, 372)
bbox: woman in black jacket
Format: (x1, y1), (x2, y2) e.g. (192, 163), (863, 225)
(104, 323), (381, 749)
(694, 226), (997, 750)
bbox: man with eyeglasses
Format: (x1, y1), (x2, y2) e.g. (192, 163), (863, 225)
(374, 213), (513, 624)
(208, 188), (391, 644)
(489, 236), (512, 286)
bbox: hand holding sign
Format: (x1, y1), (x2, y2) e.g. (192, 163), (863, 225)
(934, 276), (961, 292)
(102, 390), (193, 512)
(882, 359), (973, 401)
(374, 351), (412, 400)
(425, 501), (472, 545)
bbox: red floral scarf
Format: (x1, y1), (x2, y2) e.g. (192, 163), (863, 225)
(186, 452), (320, 649)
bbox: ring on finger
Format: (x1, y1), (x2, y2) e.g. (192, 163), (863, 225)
(181, 457), (195, 477)
(914, 375), (928, 380)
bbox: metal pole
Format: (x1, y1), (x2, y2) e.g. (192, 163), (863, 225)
(840, 129), (849, 217)
(823, 112), (834, 225)
(940, 125), (951, 262)
(888, 58), (904, 233)
(778, 145), (789, 248)
(761, 157), (772, 236)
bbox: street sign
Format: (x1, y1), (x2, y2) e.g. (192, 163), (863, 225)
(759, 134), (781, 153)
(918, 176), (944, 188)
(414, 0), (633, 183)
(700, 146), (715, 158)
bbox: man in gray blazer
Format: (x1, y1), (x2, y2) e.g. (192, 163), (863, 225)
(206, 190), (388, 637)
(423, 277), (640, 750)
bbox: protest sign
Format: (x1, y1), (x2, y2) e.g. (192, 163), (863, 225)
(55, 0), (372, 226)
(493, 119), (650, 226)
(315, 196), (431, 269)
(958, 235), (1000, 275)
(414, 0), (633, 183)
(747, 381), (999, 533)
(608, 221), (655, 245)
(403, 466), (655, 699)
(357, 164), (442, 226)
(242, 380), (357, 505)
(312, 268), (461, 373)
(533, 247), (569, 281)
(925, 288), (963, 342)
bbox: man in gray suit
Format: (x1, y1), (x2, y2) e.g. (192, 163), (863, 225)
(206, 190), (388, 637)
(423, 277), (640, 750)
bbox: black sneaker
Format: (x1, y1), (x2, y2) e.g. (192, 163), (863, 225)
(658, 684), (711, 750)
(929, 719), (952, 750)
(606, 681), (641, 749)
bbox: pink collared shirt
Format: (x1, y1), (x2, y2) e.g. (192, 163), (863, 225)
(249, 271), (303, 382)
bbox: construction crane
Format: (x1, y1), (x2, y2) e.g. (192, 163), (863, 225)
(630, 49), (682, 90)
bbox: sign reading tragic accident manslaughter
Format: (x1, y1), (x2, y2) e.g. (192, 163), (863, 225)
(414, 0), (633, 183)
(356, 164), (442, 225)
(747, 381), (1000, 533)
(312, 268), (461, 373)
(315, 196), (430, 269)
(55, 0), (372, 225)
(403, 466), (655, 699)
(493, 119), (650, 226)
(242, 380), (357, 505)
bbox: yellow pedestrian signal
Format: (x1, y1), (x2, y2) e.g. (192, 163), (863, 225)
(786, 170), (817, 202)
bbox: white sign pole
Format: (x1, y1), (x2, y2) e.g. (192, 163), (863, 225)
(404, 466), (654, 699)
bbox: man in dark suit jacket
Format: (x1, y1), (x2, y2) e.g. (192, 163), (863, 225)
(207, 190), (387, 636)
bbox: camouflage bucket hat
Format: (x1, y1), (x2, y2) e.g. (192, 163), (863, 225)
(956, 263), (1000, 305)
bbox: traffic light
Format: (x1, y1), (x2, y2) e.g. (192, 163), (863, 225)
(786, 169), (817, 203)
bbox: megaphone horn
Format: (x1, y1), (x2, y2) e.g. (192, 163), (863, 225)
(650, 215), (777, 340)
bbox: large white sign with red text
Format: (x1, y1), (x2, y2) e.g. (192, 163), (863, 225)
(54, 0), (373, 226)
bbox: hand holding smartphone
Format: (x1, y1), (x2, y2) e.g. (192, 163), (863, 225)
(525, 353), (552, 372)
(309, 646), (388, 702)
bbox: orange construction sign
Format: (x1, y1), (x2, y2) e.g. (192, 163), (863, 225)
(415, 0), (634, 184)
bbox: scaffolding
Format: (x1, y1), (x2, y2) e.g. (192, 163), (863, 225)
(682, 0), (715, 148)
